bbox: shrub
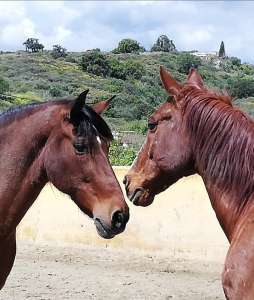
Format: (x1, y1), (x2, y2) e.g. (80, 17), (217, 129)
(49, 85), (64, 97)
(240, 64), (254, 75)
(230, 57), (241, 67)
(124, 60), (144, 80)
(0, 77), (10, 94)
(51, 45), (67, 59)
(109, 139), (136, 166)
(80, 49), (110, 77)
(108, 59), (144, 80)
(112, 39), (145, 54)
(227, 76), (254, 98)
(177, 53), (202, 74)
(108, 59), (126, 80)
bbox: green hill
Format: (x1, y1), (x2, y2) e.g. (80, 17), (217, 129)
(0, 50), (253, 165)
(1, 50), (254, 119)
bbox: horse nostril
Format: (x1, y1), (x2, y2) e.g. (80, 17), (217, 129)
(111, 210), (125, 231)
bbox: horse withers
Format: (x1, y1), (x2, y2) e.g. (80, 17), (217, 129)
(124, 67), (254, 299)
(0, 90), (129, 289)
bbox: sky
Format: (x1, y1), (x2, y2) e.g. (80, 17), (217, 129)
(0, 1), (253, 63)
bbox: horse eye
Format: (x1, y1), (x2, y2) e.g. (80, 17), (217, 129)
(75, 147), (88, 155)
(74, 138), (89, 155)
(148, 122), (158, 131)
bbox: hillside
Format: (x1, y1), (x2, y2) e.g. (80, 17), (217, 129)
(0, 50), (254, 157)
(0, 50), (253, 165)
(0, 51), (254, 119)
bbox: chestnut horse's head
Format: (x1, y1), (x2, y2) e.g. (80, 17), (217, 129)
(124, 67), (204, 206)
(44, 91), (129, 239)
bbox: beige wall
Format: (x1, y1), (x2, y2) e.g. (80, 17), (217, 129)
(17, 167), (229, 261)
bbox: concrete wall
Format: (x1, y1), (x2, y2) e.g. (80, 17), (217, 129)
(17, 167), (229, 261)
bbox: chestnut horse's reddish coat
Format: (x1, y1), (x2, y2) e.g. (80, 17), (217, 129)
(124, 67), (254, 299)
(0, 90), (129, 289)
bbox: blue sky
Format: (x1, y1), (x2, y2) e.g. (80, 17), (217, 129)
(0, 1), (253, 63)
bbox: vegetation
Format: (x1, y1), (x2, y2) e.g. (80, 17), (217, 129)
(80, 49), (144, 80)
(0, 43), (254, 164)
(51, 45), (67, 59)
(151, 35), (176, 52)
(219, 41), (226, 58)
(0, 77), (9, 94)
(109, 139), (136, 165)
(227, 76), (254, 99)
(80, 49), (110, 77)
(176, 53), (202, 74)
(23, 38), (44, 53)
(112, 39), (145, 54)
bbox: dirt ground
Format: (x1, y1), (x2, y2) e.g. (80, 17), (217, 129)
(1, 241), (225, 300)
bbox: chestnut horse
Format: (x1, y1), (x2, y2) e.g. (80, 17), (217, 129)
(124, 67), (254, 299)
(0, 90), (129, 289)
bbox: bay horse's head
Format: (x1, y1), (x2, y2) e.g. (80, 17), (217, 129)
(44, 90), (129, 238)
(124, 67), (203, 206)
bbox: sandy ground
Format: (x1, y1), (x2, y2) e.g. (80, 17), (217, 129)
(1, 241), (225, 300)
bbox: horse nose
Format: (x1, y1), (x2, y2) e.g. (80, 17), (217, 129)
(111, 210), (128, 232)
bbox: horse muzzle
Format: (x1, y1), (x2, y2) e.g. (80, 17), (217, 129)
(94, 209), (129, 239)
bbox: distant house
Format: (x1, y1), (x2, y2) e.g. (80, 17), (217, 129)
(192, 51), (218, 60)
(113, 131), (145, 150)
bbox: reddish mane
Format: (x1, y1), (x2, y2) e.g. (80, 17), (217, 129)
(182, 86), (254, 208)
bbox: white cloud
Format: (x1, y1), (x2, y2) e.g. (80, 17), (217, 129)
(38, 26), (72, 49)
(0, 1), (26, 24)
(0, 1), (254, 62)
(1, 18), (36, 49)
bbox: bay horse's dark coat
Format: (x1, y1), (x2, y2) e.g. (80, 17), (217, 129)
(0, 92), (129, 289)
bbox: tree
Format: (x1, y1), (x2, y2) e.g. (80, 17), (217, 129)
(177, 53), (202, 74)
(151, 35), (176, 52)
(23, 38), (44, 53)
(112, 39), (145, 54)
(219, 41), (226, 58)
(51, 44), (67, 59)
(80, 49), (110, 77)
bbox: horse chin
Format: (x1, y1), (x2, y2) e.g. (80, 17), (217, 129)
(94, 218), (115, 239)
(129, 188), (155, 207)
(138, 193), (155, 207)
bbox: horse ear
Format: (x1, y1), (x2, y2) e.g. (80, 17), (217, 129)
(160, 66), (182, 98)
(72, 89), (89, 111)
(92, 95), (116, 115)
(187, 68), (204, 88)
(70, 89), (89, 124)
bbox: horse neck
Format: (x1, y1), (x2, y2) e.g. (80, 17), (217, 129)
(0, 103), (67, 234)
(198, 177), (241, 241)
(185, 97), (254, 241)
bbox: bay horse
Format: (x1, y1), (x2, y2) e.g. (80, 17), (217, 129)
(124, 67), (254, 299)
(0, 90), (129, 289)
